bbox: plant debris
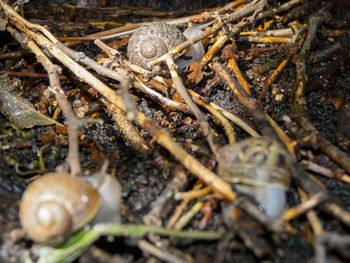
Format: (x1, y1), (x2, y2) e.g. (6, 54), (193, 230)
(0, 0), (350, 262)
(0, 75), (60, 129)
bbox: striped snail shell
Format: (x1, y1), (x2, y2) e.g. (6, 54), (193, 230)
(127, 22), (205, 69)
(218, 137), (292, 219)
(127, 22), (186, 69)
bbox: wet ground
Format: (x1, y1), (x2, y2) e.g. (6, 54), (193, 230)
(0, 0), (350, 262)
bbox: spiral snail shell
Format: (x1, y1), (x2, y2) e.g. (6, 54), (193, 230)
(127, 22), (204, 69)
(19, 171), (121, 244)
(218, 137), (292, 219)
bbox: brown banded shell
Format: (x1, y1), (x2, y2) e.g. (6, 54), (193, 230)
(218, 138), (292, 219)
(127, 22), (186, 69)
(19, 173), (101, 244)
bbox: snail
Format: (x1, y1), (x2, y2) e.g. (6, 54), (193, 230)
(176, 26), (205, 69)
(127, 22), (205, 69)
(19, 170), (121, 244)
(218, 137), (292, 219)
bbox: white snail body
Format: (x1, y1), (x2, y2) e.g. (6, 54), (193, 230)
(83, 170), (122, 224)
(176, 26), (205, 69)
(218, 138), (291, 219)
(19, 171), (121, 244)
(127, 22), (204, 69)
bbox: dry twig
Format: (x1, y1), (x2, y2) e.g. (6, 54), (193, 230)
(291, 2), (350, 174)
(213, 61), (326, 201)
(6, 26), (81, 175)
(0, 0), (236, 201)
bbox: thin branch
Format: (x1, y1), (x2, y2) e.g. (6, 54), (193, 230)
(149, 0), (267, 67)
(165, 54), (218, 156)
(6, 25), (81, 175)
(0, 1), (236, 201)
(138, 240), (187, 263)
(213, 61), (326, 199)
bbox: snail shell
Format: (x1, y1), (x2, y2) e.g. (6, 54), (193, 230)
(127, 22), (186, 69)
(19, 170), (122, 244)
(19, 173), (101, 244)
(127, 22), (205, 69)
(218, 138), (291, 219)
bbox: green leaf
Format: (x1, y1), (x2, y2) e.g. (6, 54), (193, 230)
(0, 74), (60, 129)
(34, 223), (225, 263)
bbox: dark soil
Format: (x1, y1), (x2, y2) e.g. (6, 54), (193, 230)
(0, 0), (350, 262)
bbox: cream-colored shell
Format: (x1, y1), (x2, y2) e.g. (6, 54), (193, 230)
(19, 173), (100, 244)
